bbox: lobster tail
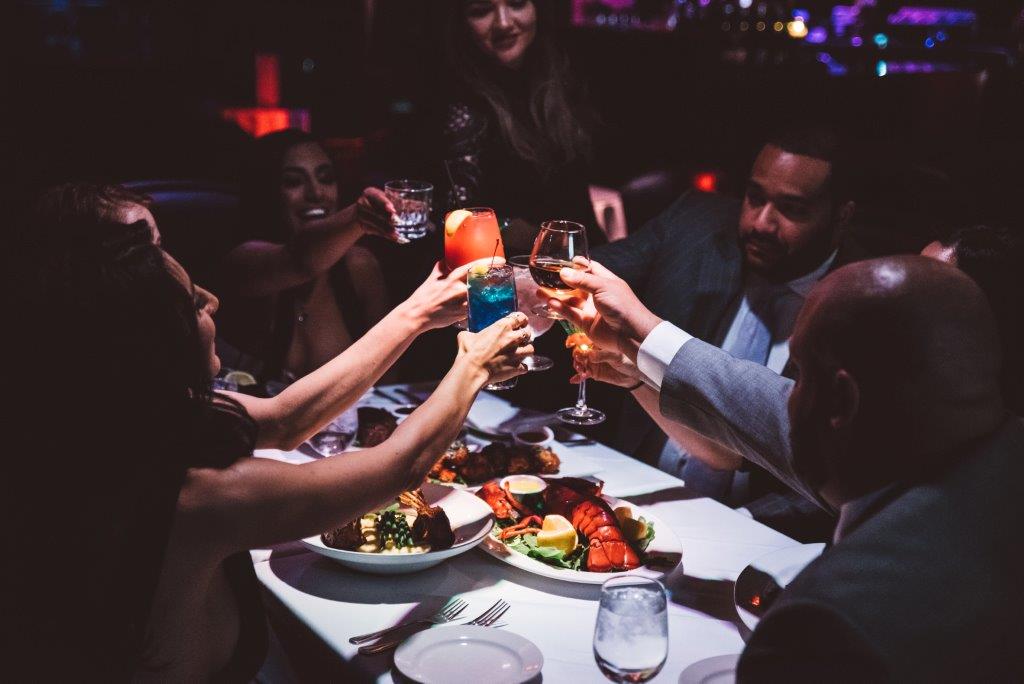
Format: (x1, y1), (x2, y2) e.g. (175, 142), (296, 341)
(543, 480), (642, 572)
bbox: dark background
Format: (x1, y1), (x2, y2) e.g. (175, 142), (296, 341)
(9, 0), (1024, 237)
(8, 0), (1023, 432)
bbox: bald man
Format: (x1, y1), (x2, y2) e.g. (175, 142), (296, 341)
(557, 257), (1024, 680)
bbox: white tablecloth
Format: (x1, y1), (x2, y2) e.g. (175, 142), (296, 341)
(252, 385), (799, 683)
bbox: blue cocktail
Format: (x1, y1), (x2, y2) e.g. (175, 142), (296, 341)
(468, 262), (518, 390)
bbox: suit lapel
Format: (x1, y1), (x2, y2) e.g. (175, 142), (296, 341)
(688, 226), (743, 343)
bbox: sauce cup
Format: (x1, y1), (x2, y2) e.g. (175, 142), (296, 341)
(511, 425), (554, 447)
(500, 474), (548, 501)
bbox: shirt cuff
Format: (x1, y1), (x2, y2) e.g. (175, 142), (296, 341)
(636, 321), (693, 390)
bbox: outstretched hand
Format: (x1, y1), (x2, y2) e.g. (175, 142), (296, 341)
(354, 187), (400, 241)
(407, 257), (509, 331)
(547, 258), (663, 361)
(457, 312), (533, 384)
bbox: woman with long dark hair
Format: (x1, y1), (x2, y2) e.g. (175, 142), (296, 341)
(7, 213), (531, 681)
(218, 128), (398, 383)
(437, 0), (604, 255)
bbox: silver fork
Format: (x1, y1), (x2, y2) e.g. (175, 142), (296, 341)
(359, 599), (510, 655)
(465, 598), (510, 626)
(349, 599), (467, 645)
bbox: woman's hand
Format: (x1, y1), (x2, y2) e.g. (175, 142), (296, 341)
(456, 312), (533, 384)
(354, 187), (400, 241)
(571, 347), (642, 388)
(404, 258), (508, 331)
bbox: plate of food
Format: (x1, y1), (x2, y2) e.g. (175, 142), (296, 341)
(475, 477), (682, 584)
(302, 483), (494, 574)
(429, 440), (562, 486)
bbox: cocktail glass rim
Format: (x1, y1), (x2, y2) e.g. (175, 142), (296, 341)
(539, 219), (586, 234)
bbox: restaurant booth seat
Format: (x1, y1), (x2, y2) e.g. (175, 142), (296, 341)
(617, 169), (688, 235)
(123, 179), (241, 289)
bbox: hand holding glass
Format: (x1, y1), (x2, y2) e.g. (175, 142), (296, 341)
(385, 180), (433, 243)
(528, 220), (589, 320)
(467, 263), (519, 390)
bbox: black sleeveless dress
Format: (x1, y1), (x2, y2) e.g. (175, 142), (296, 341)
(8, 394), (267, 682)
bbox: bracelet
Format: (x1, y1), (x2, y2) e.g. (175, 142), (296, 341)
(625, 379), (644, 392)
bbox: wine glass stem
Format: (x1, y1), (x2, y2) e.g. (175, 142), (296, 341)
(576, 378), (588, 410)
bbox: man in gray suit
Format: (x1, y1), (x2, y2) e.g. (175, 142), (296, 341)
(557, 255), (1023, 679)
(590, 125), (859, 538)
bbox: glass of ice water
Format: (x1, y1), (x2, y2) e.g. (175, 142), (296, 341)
(385, 179), (433, 243)
(308, 406), (358, 456)
(593, 576), (668, 682)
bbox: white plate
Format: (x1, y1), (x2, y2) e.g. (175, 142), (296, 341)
(478, 486), (683, 584)
(678, 654), (739, 684)
(734, 543), (826, 631)
(301, 483), (494, 575)
(394, 625), (543, 684)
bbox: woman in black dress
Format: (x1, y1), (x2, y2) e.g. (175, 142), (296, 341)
(7, 213), (532, 681)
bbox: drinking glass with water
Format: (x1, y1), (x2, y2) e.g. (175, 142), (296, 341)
(385, 180), (433, 243)
(467, 262), (518, 391)
(594, 576), (668, 682)
(308, 405), (358, 456)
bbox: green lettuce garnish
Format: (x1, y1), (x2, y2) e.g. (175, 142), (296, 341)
(634, 519), (656, 554)
(499, 531), (588, 570)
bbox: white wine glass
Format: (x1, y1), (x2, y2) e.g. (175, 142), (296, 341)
(528, 220), (589, 320)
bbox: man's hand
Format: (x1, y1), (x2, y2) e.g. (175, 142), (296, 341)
(571, 347), (643, 388)
(548, 258), (663, 362)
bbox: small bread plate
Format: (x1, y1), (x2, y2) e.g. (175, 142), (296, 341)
(301, 483), (494, 575)
(394, 625), (543, 684)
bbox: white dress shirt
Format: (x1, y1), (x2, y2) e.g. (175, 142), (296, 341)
(637, 251), (837, 390)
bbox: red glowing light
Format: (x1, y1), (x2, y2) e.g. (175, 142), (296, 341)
(750, 594), (762, 607)
(221, 107), (311, 137)
(694, 172), (718, 193)
(255, 53), (280, 107)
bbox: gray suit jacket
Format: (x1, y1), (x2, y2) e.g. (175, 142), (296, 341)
(660, 337), (827, 512)
(737, 417), (1024, 682)
(592, 190), (744, 459)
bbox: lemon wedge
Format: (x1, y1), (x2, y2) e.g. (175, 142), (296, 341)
(444, 209), (472, 237)
(469, 262), (491, 276)
(614, 506), (633, 525)
(614, 506), (648, 541)
(537, 514), (577, 555)
(542, 514), (573, 532)
(224, 370), (257, 387)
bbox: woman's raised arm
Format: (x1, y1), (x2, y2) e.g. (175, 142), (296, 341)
(178, 314), (532, 553)
(225, 260), (482, 450)
(222, 188), (398, 298)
